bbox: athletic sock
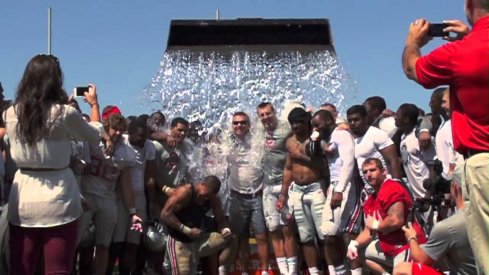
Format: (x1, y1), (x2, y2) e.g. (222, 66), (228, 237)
(276, 257), (288, 275)
(218, 265), (227, 275)
(308, 267), (320, 275)
(328, 265), (336, 275)
(287, 256), (298, 275)
(351, 267), (362, 275)
(334, 264), (347, 275)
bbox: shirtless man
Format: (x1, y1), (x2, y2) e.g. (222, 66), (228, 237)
(277, 107), (329, 275)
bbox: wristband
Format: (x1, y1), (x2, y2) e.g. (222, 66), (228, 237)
(371, 219), (380, 230)
(129, 207), (137, 216)
(222, 227), (231, 234)
(348, 240), (359, 249)
(407, 236), (418, 243)
(179, 224), (192, 235)
(162, 186), (170, 193)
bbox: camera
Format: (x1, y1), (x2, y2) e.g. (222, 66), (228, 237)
(423, 159), (452, 200)
(428, 23), (449, 37)
(75, 86), (89, 97)
(409, 159), (453, 224)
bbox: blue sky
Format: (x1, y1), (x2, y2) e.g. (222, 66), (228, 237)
(0, 1), (465, 116)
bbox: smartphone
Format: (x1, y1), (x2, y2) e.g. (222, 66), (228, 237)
(75, 86), (89, 97)
(428, 23), (448, 37)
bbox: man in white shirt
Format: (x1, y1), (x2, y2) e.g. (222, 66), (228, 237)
(226, 111), (269, 275)
(395, 103), (436, 199)
(346, 105), (402, 185)
(78, 114), (141, 275)
(312, 110), (363, 275)
(435, 88), (464, 180)
(364, 96), (398, 138)
(109, 119), (157, 274)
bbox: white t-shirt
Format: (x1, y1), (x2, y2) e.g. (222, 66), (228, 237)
(123, 135), (156, 193)
(327, 128), (356, 193)
(400, 129), (436, 199)
(378, 116), (398, 138)
(435, 120), (464, 180)
(82, 123), (137, 199)
(354, 126), (394, 179)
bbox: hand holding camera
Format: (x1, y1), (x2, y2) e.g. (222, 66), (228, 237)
(441, 20), (470, 41)
(74, 84), (98, 107)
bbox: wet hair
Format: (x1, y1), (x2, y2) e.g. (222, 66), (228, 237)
(15, 54), (68, 145)
(312, 109), (334, 123)
(103, 114), (127, 132)
(362, 158), (384, 170)
(233, 111), (250, 122)
(257, 102), (274, 112)
(320, 102), (336, 111)
(170, 117), (189, 128)
(288, 107), (311, 123)
(364, 96), (387, 112)
(346, 105), (367, 117)
(204, 175), (221, 195)
(128, 118), (148, 135)
(398, 103), (419, 125)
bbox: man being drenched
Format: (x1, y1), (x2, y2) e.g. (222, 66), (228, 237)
(277, 107), (329, 275)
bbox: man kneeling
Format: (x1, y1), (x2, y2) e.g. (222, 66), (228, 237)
(161, 176), (237, 275)
(347, 158), (427, 274)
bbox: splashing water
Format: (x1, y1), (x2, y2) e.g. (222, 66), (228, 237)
(142, 49), (358, 191)
(143, 50), (357, 127)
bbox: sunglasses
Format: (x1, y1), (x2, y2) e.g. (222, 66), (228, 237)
(232, 120), (248, 126)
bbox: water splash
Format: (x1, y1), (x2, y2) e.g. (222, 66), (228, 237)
(143, 50), (357, 127)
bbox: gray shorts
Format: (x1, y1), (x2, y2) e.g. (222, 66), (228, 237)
(289, 181), (326, 242)
(263, 184), (290, 232)
(228, 190), (267, 238)
(78, 193), (117, 247)
(112, 191), (147, 244)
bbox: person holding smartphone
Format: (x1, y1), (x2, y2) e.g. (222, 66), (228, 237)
(402, 1), (489, 273)
(3, 54), (101, 274)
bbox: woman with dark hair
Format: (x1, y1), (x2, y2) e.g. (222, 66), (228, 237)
(3, 54), (100, 274)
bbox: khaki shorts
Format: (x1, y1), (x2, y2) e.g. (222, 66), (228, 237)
(112, 192), (147, 244)
(78, 193), (117, 247)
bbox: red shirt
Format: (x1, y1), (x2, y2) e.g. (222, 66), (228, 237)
(364, 179), (427, 256)
(415, 16), (489, 154)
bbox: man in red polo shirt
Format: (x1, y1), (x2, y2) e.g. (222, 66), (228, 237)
(346, 158), (426, 274)
(402, 1), (489, 273)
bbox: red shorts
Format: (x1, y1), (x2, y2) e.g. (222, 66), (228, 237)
(411, 262), (442, 275)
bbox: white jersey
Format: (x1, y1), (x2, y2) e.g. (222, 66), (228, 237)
(400, 129), (436, 198)
(82, 122), (137, 199)
(354, 126), (394, 179)
(327, 128), (355, 193)
(435, 120), (464, 180)
(123, 135), (156, 192)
